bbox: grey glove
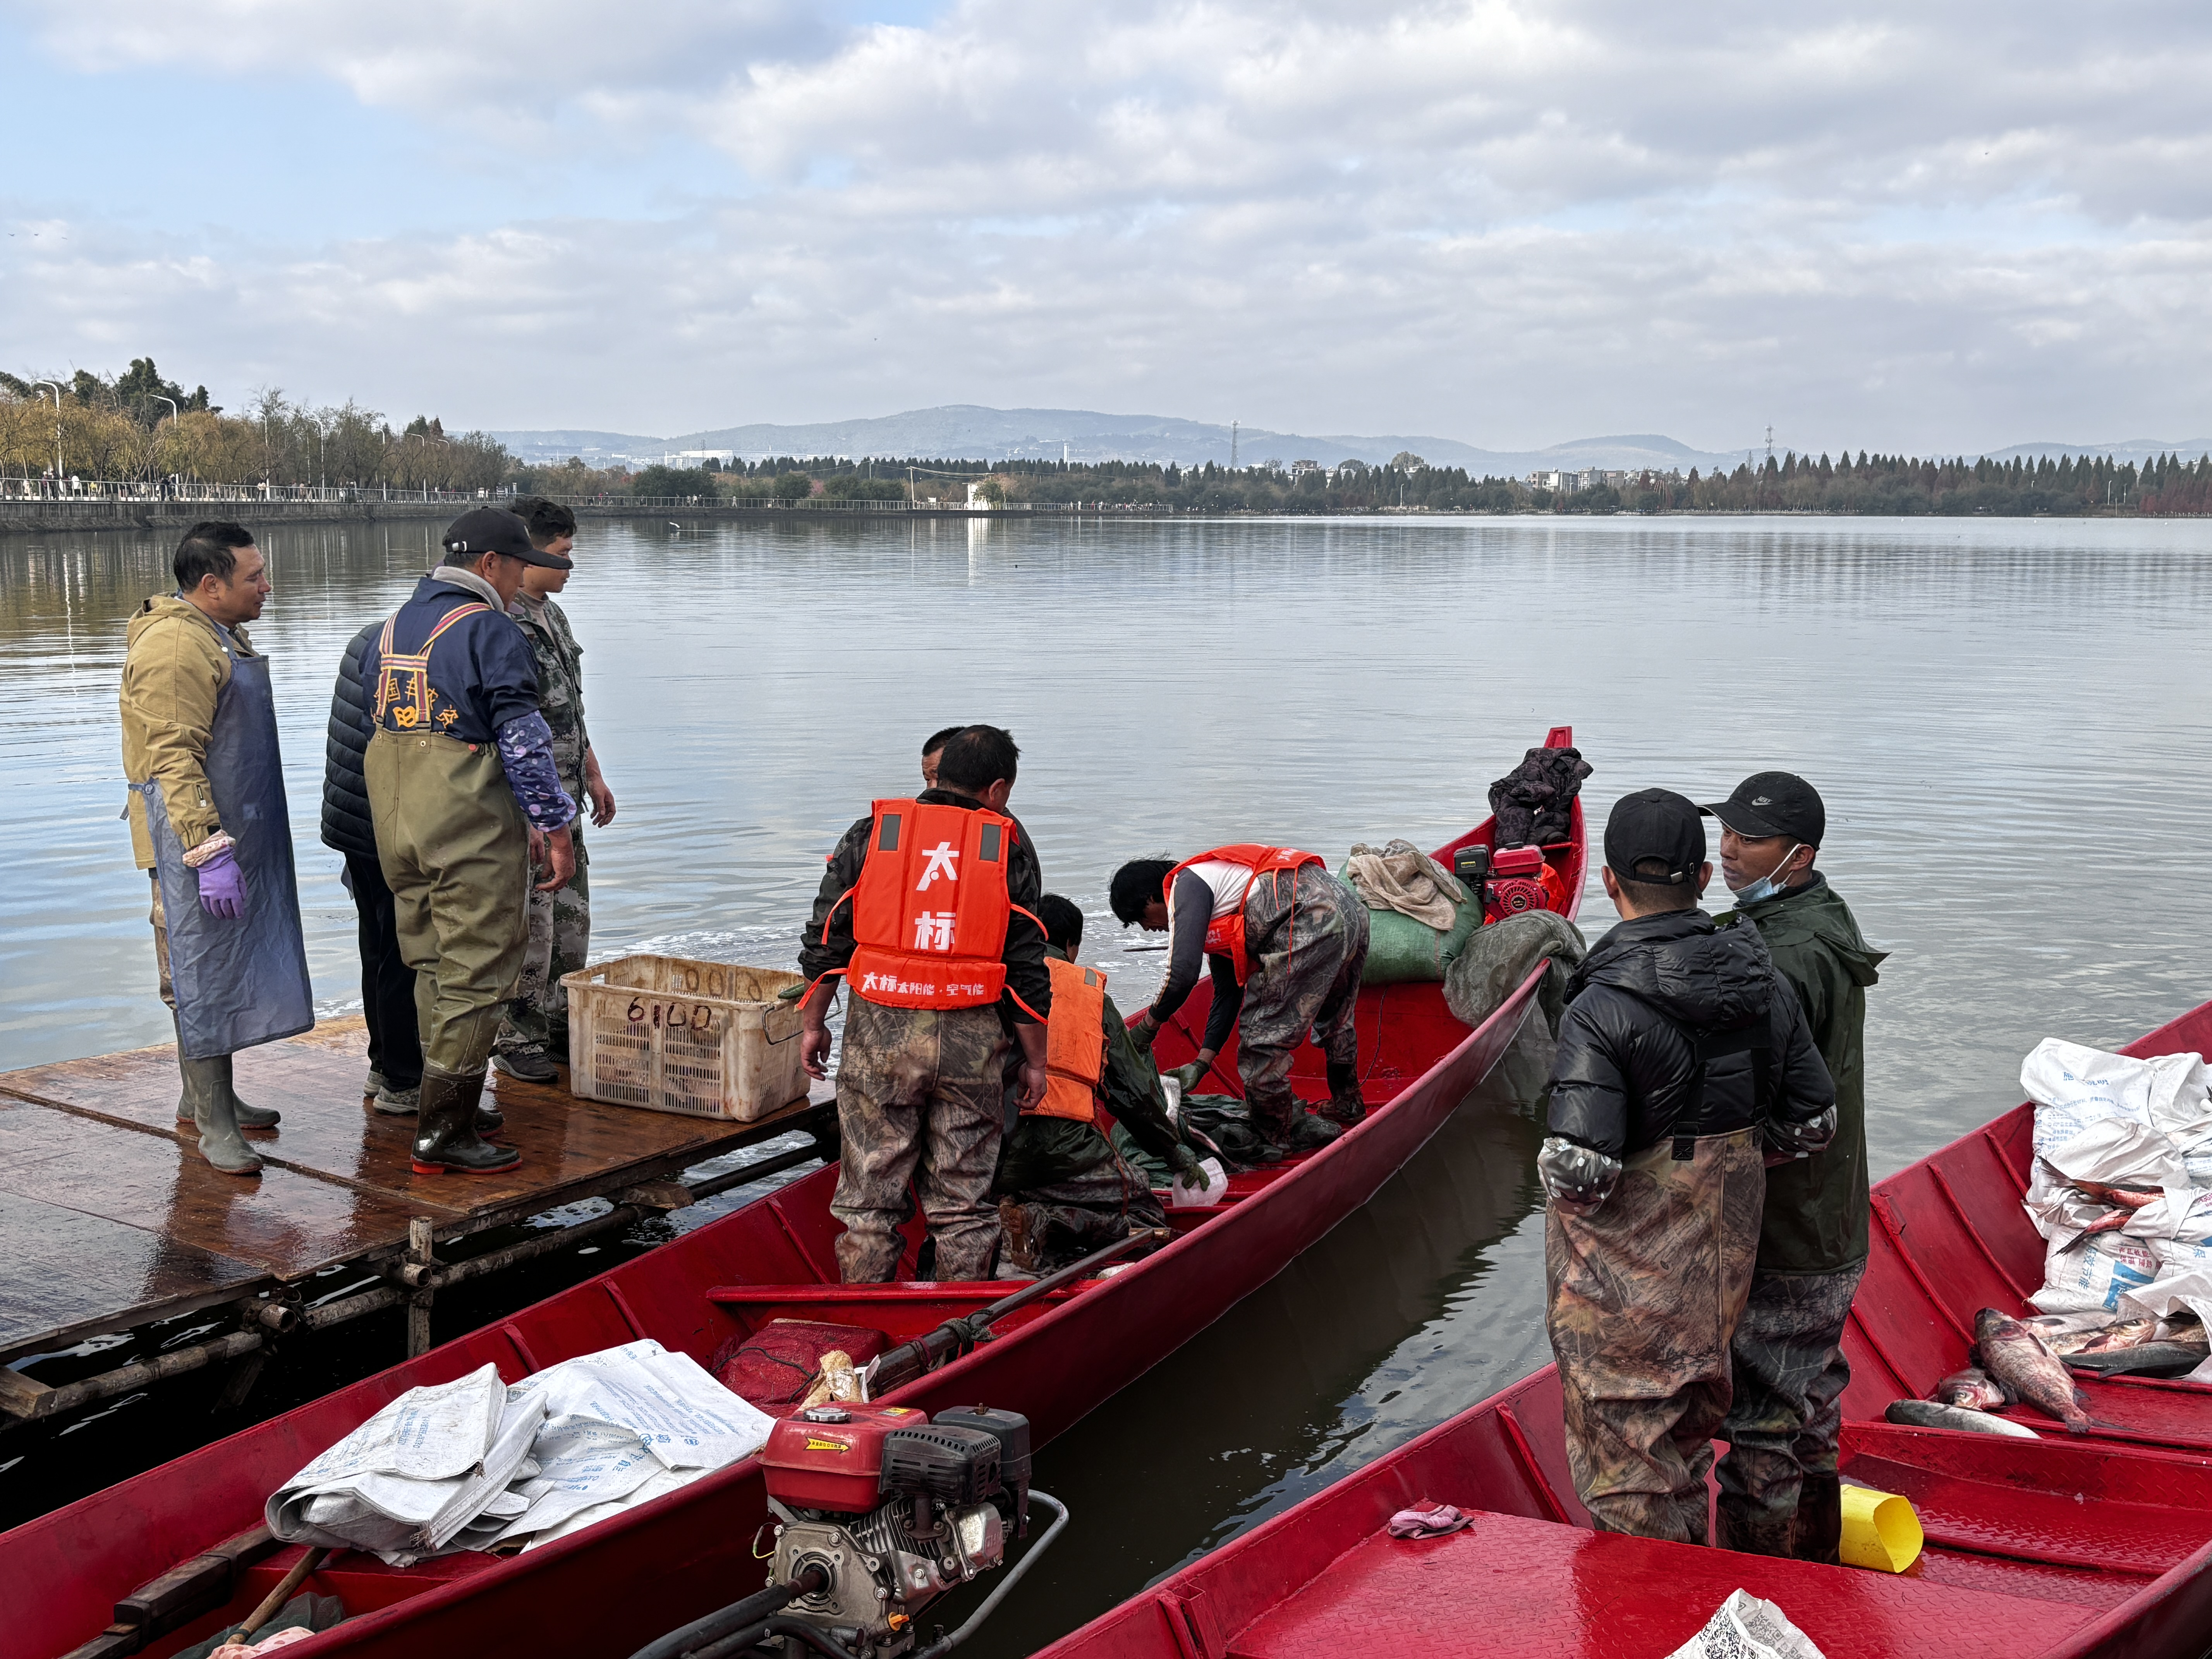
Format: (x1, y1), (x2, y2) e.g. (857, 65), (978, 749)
(1764, 1104), (1837, 1161)
(1538, 1135), (1622, 1212)
(1171, 1060), (1206, 1096)
(1129, 1012), (1160, 1052)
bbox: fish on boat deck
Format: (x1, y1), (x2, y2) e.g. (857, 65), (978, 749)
(1975, 1307), (2092, 1434)
(1886, 1399), (2041, 1439)
(2074, 1182), (2163, 1208)
(1930, 1366), (2011, 1410)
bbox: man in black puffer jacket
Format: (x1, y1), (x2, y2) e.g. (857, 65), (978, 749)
(321, 622), (423, 1115)
(1540, 788), (1834, 1546)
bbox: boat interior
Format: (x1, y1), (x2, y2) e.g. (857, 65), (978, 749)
(16, 758), (1594, 1659)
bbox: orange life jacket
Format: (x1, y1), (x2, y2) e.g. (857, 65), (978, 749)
(836, 798), (1036, 1011)
(1165, 844), (1324, 985)
(1032, 955), (1108, 1122)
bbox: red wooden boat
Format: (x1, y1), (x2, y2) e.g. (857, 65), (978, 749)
(1038, 998), (2212, 1659)
(4, 729), (1587, 1659)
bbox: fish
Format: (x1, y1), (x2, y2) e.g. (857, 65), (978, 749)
(2074, 1182), (2162, 1208)
(1975, 1307), (2092, 1433)
(2075, 1318), (2157, 1355)
(1886, 1399), (2041, 1439)
(1930, 1366), (2011, 1410)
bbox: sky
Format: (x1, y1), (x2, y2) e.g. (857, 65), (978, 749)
(5, 0), (2211, 454)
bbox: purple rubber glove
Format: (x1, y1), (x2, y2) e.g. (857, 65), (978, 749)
(195, 846), (247, 918)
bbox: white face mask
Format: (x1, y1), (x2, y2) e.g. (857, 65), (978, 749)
(1731, 843), (1803, 905)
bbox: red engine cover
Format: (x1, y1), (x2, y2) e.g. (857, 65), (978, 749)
(761, 1403), (929, 1513)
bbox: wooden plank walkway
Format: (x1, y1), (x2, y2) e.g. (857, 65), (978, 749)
(0, 1018), (817, 1365)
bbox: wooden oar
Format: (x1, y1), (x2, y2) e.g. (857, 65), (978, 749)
(238, 1547), (330, 1640)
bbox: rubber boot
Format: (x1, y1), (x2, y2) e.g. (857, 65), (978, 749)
(1250, 1089), (1343, 1156)
(1321, 1056), (1367, 1125)
(998, 1198), (1040, 1274)
(1791, 1473), (1844, 1565)
(174, 1018), (280, 1128)
(179, 1051), (263, 1176)
(1714, 1494), (1796, 1559)
(411, 1067), (522, 1176)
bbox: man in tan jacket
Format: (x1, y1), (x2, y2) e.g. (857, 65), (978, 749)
(121, 522), (314, 1173)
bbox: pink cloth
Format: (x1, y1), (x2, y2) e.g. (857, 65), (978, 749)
(1388, 1503), (1472, 1539)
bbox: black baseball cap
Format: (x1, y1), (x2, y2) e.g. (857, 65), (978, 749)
(1702, 772), (1825, 847)
(441, 507), (572, 570)
(1604, 788), (1706, 886)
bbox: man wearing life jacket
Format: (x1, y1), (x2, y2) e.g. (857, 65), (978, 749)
(359, 508), (577, 1177)
(994, 895), (1211, 1274)
(798, 725), (1054, 1282)
(1108, 845), (1370, 1153)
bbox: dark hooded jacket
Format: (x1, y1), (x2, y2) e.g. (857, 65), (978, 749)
(1546, 908), (1834, 1159)
(319, 622), (378, 858)
(1719, 874), (1885, 1274)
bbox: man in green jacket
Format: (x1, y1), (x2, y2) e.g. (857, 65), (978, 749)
(1704, 772), (1886, 1564)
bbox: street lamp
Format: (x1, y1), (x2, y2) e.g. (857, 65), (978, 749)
(34, 381), (62, 484)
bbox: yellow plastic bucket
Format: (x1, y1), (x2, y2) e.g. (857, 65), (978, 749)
(1839, 1482), (1923, 1572)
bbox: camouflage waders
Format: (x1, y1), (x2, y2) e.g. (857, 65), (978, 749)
(365, 728), (531, 1077)
(831, 996), (1009, 1283)
(498, 594), (591, 1063)
(993, 1114), (1167, 1274)
(500, 824), (590, 1061)
(1545, 1127), (1764, 1543)
(1237, 863), (1369, 1130)
(1715, 1262), (1865, 1561)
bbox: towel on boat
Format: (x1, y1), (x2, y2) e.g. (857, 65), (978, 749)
(1387, 1503), (1472, 1538)
(1344, 840), (1467, 931)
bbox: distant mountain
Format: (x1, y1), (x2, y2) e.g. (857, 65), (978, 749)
(487, 428), (670, 466)
(491, 406), (1748, 475)
(1983, 438), (2212, 466)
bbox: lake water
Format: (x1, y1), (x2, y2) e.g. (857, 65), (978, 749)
(3, 513), (2209, 1645)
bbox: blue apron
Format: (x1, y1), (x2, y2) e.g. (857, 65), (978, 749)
(137, 618), (314, 1059)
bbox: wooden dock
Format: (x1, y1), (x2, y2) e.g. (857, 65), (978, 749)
(0, 1019), (829, 1419)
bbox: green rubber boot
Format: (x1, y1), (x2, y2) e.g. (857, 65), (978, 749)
(173, 1018), (280, 1128)
(180, 1050), (263, 1176)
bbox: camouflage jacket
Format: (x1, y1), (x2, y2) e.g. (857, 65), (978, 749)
(508, 592), (589, 796)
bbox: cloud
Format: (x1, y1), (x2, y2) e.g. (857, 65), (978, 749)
(6, 0), (2212, 448)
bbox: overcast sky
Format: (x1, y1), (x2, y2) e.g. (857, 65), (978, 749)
(5, 0), (2209, 453)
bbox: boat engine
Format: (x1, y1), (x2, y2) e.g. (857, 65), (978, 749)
(757, 1403), (1033, 1656)
(1455, 844), (1560, 923)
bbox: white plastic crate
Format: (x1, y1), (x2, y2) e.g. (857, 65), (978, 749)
(562, 955), (809, 1122)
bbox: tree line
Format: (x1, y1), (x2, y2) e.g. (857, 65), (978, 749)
(1, 361), (506, 492)
(10, 359), (2207, 515)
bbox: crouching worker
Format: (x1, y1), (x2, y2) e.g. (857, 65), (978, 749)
(1540, 789), (1835, 1545)
(1110, 846), (1368, 1155)
(798, 726), (1053, 1283)
(995, 895), (1213, 1274)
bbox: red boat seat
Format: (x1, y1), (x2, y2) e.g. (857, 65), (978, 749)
(711, 1318), (890, 1410)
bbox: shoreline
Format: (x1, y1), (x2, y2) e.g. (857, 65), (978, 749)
(1, 500), (2188, 538)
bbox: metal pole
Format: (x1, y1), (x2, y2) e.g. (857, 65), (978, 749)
(406, 1218), (437, 1358)
(34, 382), (62, 481)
